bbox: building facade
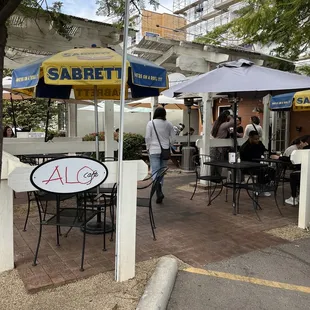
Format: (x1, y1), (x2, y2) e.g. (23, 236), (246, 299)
(133, 9), (187, 44)
(173, 0), (244, 43)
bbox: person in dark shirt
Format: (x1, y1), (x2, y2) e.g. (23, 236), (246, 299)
(236, 116), (244, 137)
(239, 131), (274, 196)
(239, 130), (267, 161)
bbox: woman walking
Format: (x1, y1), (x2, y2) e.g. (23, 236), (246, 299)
(145, 107), (175, 203)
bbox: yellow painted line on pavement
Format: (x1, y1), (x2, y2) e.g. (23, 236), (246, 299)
(184, 267), (310, 294)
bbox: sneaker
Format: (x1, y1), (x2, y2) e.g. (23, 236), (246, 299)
(285, 197), (299, 206)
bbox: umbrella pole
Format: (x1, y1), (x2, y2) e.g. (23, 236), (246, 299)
(233, 96), (238, 153)
(94, 86), (100, 160)
(44, 99), (51, 142)
(10, 94), (17, 137)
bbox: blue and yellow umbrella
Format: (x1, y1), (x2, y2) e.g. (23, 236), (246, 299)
(11, 47), (168, 100)
(270, 90), (310, 112)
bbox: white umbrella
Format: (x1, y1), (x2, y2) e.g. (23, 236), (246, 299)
(78, 102), (152, 113)
(79, 103), (132, 113)
(2, 77), (31, 100)
(127, 94), (186, 109)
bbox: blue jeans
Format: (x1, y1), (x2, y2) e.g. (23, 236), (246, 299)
(149, 154), (168, 185)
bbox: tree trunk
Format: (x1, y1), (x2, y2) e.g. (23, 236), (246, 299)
(0, 23), (7, 179)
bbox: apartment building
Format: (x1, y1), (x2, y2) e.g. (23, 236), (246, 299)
(133, 9), (187, 44)
(173, 0), (244, 43)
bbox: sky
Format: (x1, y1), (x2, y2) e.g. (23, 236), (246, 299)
(45, 0), (174, 23)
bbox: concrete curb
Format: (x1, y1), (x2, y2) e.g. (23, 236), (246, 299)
(136, 257), (178, 310)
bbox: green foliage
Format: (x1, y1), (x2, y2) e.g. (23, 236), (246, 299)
(3, 68), (12, 76)
(15, 1), (72, 40)
(96, 0), (159, 27)
(196, 0), (310, 60)
(296, 65), (310, 76)
(82, 131), (145, 160)
(82, 131), (118, 141)
(2, 99), (61, 130)
(123, 132), (144, 160)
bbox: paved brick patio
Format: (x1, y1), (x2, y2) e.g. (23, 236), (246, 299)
(13, 173), (298, 292)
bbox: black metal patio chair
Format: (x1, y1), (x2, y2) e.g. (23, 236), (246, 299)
(137, 167), (168, 240)
(245, 165), (284, 220)
(191, 154), (227, 205)
(32, 192), (98, 271)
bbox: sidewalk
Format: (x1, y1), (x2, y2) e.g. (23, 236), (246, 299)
(168, 237), (310, 310)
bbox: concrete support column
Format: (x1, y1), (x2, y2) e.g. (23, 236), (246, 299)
(104, 101), (115, 158)
(285, 111), (290, 150)
(0, 180), (14, 273)
(271, 111), (277, 152)
(151, 97), (159, 120)
(262, 94), (271, 146)
(67, 104), (77, 137)
(291, 150), (310, 229)
(196, 92), (213, 183)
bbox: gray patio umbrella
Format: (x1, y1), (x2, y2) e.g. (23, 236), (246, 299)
(163, 59), (310, 216)
(163, 59), (310, 152)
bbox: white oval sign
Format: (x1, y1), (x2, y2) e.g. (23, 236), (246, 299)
(30, 156), (108, 194)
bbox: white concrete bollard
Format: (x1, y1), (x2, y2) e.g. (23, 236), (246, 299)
(0, 180), (14, 273)
(291, 150), (310, 229)
(0, 152), (29, 273)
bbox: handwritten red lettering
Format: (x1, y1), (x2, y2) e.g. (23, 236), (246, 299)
(42, 165), (64, 185)
(41, 165), (99, 187)
(65, 166), (79, 184)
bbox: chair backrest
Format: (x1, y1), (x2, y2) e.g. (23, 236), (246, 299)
(192, 154), (215, 178)
(137, 167), (168, 200)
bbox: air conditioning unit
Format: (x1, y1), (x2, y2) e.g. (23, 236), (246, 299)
(145, 32), (160, 38)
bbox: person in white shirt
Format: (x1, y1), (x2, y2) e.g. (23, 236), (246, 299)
(283, 136), (308, 156)
(243, 116), (263, 139)
(145, 107), (175, 203)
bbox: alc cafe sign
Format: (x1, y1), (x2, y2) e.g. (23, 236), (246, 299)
(30, 157), (108, 194)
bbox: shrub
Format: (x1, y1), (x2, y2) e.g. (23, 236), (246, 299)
(82, 131), (144, 160)
(82, 131), (118, 141)
(123, 132), (145, 160)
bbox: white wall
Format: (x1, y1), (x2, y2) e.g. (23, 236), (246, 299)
(77, 110), (184, 137)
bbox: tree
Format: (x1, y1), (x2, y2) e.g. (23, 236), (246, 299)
(0, 0), (71, 178)
(3, 98), (61, 131)
(195, 0), (310, 61)
(296, 65), (310, 76)
(96, 0), (158, 19)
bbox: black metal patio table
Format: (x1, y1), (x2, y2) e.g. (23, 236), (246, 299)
(204, 161), (268, 215)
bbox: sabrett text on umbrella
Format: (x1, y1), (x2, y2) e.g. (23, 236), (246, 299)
(296, 96), (310, 104)
(47, 67), (122, 80)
